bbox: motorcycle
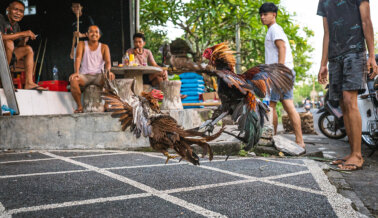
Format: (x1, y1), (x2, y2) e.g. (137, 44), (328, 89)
(317, 54), (378, 156)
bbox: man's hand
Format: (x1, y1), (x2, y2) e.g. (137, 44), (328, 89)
(367, 55), (378, 79)
(69, 73), (80, 82)
(161, 70), (168, 80)
(108, 72), (115, 81)
(318, 66), (328, 84)
(23, 30), (36, 40)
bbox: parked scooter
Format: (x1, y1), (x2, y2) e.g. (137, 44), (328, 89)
(317, 55), (378, 156)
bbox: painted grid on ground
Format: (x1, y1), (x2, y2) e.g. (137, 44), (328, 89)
(0, 151), (358, 217)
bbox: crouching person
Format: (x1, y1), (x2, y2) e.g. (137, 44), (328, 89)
(69, 25), (114, 113)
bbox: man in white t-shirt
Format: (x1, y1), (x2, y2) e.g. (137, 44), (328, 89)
(260, 2), (305, 148)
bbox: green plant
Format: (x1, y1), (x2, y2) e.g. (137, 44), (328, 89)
(140, 0), (314, 80)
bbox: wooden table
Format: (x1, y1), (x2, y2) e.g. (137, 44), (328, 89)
(111, 66), (162, 95)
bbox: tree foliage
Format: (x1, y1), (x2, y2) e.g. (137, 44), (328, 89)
(140, 0), (314, 81)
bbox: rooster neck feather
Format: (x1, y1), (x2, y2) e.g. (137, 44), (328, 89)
(208, 42), (236, 73)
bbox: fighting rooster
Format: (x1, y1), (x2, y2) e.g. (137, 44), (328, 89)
(101, 72), (223, 165)
(185, 42), (294, 151)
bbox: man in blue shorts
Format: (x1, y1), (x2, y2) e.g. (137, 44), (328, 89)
(318, 0), (377, 170)
(260, 3), (305, 148)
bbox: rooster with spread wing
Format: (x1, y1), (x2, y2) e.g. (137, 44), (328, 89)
(101, 72), (223, 165)
(183, 42), (294, 151)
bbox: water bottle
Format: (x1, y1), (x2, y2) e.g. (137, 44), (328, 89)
(52, 65), (59, 80)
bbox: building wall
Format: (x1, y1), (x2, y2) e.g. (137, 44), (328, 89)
(1, 0), (134, 81)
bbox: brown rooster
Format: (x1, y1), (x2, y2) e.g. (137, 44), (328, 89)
(182, 42), (294, 151)
(101, 72), (223, 165)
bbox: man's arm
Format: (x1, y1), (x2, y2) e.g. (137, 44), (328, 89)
(74, 41), (84, 74)
(274, 40), (286, 64)
(103, 44), (115, 80)
(1, 30), (36, 41)
(103, 44), (111, 71)
(319, 17), (329, 84)
(360, 1), (378, 77)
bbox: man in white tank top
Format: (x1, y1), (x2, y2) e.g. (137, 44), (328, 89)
(69, 25), (115, 113)
(260, 3), (305, 148)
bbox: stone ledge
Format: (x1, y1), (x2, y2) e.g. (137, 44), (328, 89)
(0, 109), (213, 150)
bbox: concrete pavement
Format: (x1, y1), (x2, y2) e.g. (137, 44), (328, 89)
(0, 150), (361, 217)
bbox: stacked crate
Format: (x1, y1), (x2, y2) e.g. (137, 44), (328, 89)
(180, 72), (205, 109)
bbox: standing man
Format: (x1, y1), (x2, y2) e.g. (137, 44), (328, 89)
(259, 3), (305, 148)
(0, 0), (47, 90)
(317, 0), (377, 170)
(69, 25), (114, 113)
(70, 1), (95, 60)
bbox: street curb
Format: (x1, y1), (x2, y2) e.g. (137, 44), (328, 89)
(322, 163), (373, 217)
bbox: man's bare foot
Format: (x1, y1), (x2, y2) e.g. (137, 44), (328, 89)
(338, 154), (363, 170)
(74, 107), (83, 113)
(331, 155), (350, 165)
(296, 140), (305, 148)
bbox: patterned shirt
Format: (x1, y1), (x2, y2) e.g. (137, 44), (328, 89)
(317, 0), (368, 59)
(0, 14), (21, 45)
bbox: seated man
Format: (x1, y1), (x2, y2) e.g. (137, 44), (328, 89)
(126, 33), (168, 88)
(69, 25), (114, 113)
(0, 0), (47, 90)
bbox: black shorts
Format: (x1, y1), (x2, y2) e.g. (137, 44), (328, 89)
(328, 52), (367, 101)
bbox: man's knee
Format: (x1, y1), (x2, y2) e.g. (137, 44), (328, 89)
(342, 91), (358, 110)
(24, 45), (34, 55)
(3, 40), (14, 51)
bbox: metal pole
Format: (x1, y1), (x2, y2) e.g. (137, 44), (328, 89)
(120, 0), (125, 53)
(235, 23), (241, 74)
(135, 0), (140, 33)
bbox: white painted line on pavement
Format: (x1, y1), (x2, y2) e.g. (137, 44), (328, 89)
(6, 193), (152, 215)
(103, 162), (184, 170)
(165, 179), (257, 194)
(0, 158), (56, 164)
(38, 152), (227, 218)
(257, 157), (306, 166)
(0, 202), (11, 218)
(305, 160), (360, 218)
(0, 169), (91, 179)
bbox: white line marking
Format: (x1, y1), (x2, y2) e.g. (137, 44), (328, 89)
(0, 202), (11, 218)
(198, 165), (324, 195)
(0, 158), (56, 164)
(304, 160), (360, 217)
(38, 152), (226, 218)
(262, 170), (311, 180)
(103, 162), (184, 170)
(165, 179), (256, 194)
(257, 157), (306, 166)
(0, 169), (90, 179)
(6, 193), (152, 215)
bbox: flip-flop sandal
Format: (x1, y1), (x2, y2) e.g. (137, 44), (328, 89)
(337, 163), (363, 171)
(29, 86), (48, 92)
(74, 109), (83, 113)
(330, 158), (346, 165)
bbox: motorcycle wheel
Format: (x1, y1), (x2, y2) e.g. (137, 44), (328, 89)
(318, 111), (347, 139)
(362, 135), (378, 149)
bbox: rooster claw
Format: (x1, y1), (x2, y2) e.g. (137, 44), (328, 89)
(164, 152), (179, 164)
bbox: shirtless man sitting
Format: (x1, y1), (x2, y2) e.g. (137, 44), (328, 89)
(69, 25), (115, 113)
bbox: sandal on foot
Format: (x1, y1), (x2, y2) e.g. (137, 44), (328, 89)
(338, 163), (363, 171)
(28, 86), (48, 92)
(330, 159), (346, 165)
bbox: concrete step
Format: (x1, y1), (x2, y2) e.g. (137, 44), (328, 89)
(0, 109), (214, 150)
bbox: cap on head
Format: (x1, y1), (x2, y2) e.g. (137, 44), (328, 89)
(9, 0), (25, 8)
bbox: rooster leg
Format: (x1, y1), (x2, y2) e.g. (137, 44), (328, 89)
(163, 152), (179, 164)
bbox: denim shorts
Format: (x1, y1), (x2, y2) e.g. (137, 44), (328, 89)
(328, 52), (367, 101)
(270, 70), (295, 102)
